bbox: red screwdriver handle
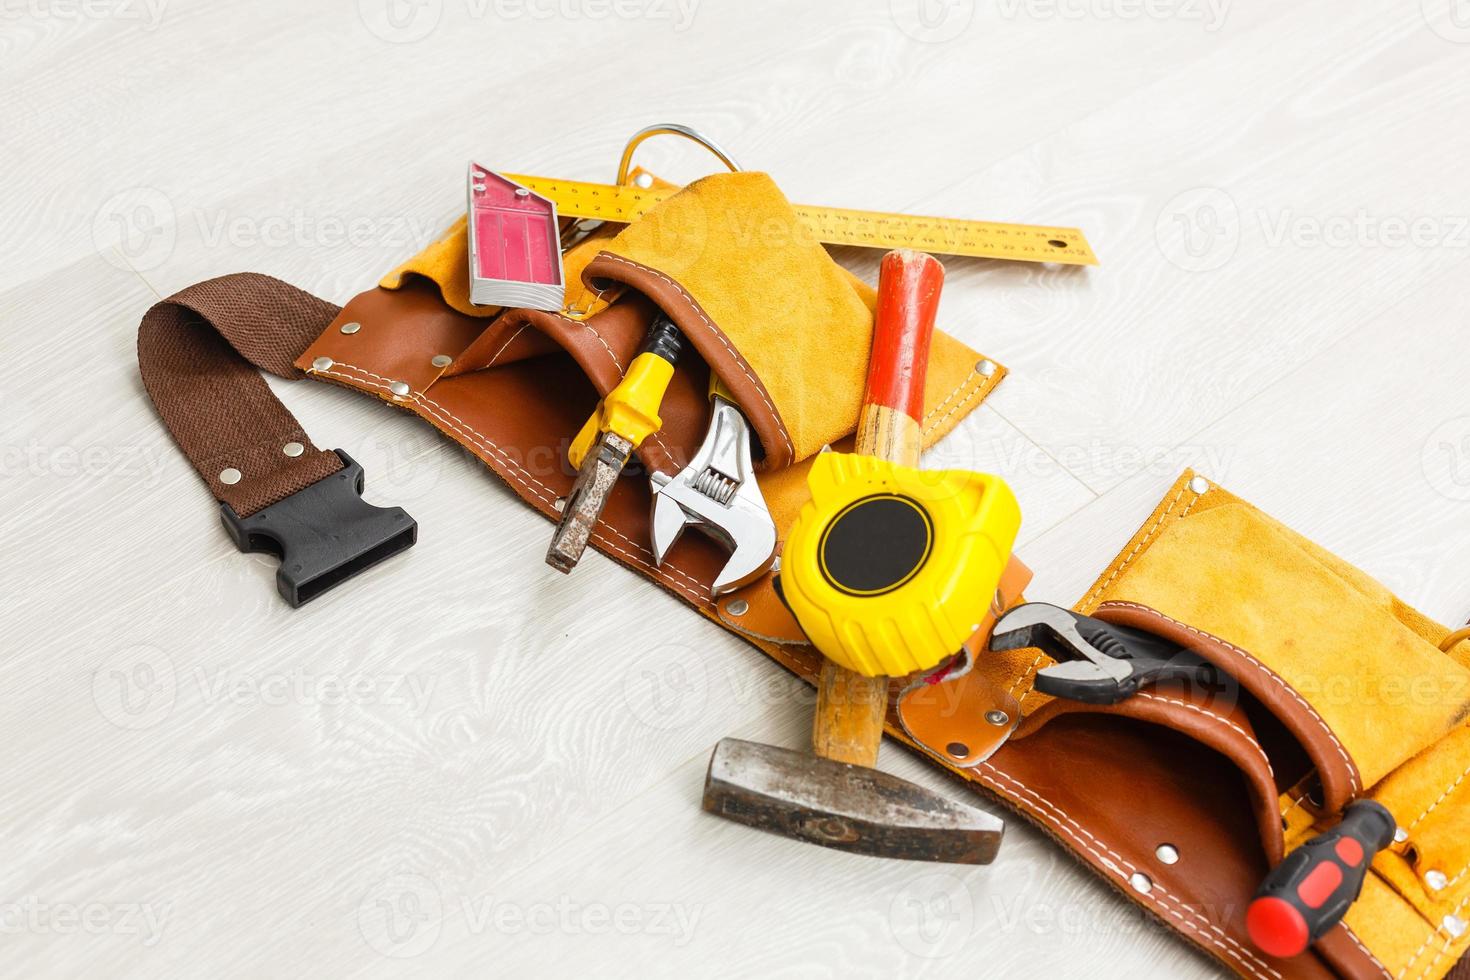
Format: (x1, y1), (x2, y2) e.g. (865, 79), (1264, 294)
(1246, 801), (1396, 958)
(857, 249), (945, 465)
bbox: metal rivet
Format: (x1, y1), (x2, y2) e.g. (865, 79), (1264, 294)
(945, 742), (969, 758)
(310, 356), (333, 372)
(1189, 476), (1211, 495)
(1129, 872), (1153, 895)
(339, 321), (361, 335)
(431, 355), (452, 368)
(977, 359), (998, 378)
(282, 442), (304, 458)
(388, 381), (411, 398)
(515, 187), (530, 197)
(554, 497), (566, 513)
(472, 183), (487, 192)
(984, 709), (1010, 727)
(219, 468), (242, 485)
(1445, 915), (1468, 940)
(634, 173), (654, 188)
(1394, 827), (1409, 844)
(1426, 869), (1450, 891)
(726, 599), (750, 617)
(1156, 844), (1180, 865)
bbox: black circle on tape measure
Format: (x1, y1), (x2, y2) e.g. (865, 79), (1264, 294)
(818, 494), (933, 597)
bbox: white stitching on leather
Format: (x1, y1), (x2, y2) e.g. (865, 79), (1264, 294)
(1082, 483), (1195, 609)
(558, 311), (627, 374)
(1009, 486), (1199, 703)
(1342, 925), (1394, 980)
(315, 362), (709, 603)
(922, 372), (989, 434)
(1406, 760), (1470, 832)
(977, 762), (1282, 980)
(1135, 691), (1276, 780)
(598, 254), (794, 460)
(1100, 601), (1362, 795)
(478, 324), (529, 370)
(1398, 894), (1469, 980)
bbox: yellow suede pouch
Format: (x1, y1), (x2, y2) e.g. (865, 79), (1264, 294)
(376, 169), (998, 483)
(1056, 472), (1470, 980)
(582, 171), (987, 472)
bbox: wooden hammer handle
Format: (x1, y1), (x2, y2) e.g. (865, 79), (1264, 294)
(855, 249), (944, 467)
(814, 249), (946, 767)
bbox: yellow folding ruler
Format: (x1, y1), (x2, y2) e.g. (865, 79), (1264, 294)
(502, 173), (1098, 266)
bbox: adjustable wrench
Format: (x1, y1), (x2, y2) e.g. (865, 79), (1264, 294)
(988, 602), (1221, 704)
(650, 377), (777, 597)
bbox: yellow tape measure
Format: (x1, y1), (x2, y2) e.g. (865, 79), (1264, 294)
(503, 173), (1098, 266)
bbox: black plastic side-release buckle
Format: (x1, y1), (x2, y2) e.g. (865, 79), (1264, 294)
(220, 450), (417, 607)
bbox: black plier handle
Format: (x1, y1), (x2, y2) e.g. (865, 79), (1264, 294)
(989, 602), (1220, 705)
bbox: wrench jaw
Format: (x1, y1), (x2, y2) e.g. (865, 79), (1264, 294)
(650, 472), (778, 596)
(648, 396), (779, 597)
(649, 473), (690, 567)
(709, 490), (778, 595)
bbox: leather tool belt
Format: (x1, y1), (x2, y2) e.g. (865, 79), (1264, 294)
(137, 170), (1470, 980)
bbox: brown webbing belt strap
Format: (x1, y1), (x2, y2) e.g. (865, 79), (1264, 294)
(137, 272), (415, 606)
(138, 272), (343, 514)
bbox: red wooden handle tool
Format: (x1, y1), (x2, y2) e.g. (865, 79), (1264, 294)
(812, 249), (945, 767)
(856, 249), (945, 466)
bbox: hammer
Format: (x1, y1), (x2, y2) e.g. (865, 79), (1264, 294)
(702, 249), (1011, 864)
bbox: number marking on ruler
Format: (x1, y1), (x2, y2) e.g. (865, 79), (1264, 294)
(504, 173), (1098, 266)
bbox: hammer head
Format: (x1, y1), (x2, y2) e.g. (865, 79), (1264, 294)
(702, 738), (1004, 864)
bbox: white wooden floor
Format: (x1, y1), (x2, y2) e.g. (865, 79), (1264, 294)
(6, 1), (1470, 976)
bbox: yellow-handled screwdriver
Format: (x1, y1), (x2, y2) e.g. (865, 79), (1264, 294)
(546, 314), (683, 574)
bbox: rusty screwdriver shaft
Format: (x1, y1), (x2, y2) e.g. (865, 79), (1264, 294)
(545, 315), (684, 574)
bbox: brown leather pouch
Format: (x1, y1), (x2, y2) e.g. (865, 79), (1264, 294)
(295, 170), (1004, 614)
(918, 471), (1470, 980)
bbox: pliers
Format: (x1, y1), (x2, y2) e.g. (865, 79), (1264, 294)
(988, 602), (1220, 705)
